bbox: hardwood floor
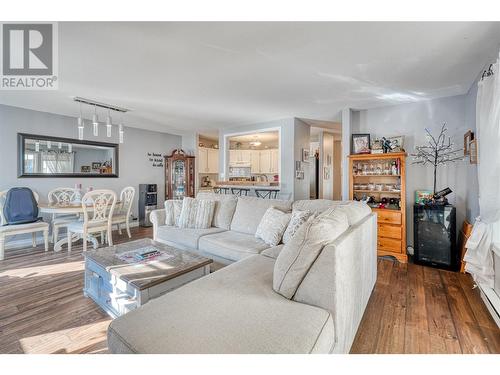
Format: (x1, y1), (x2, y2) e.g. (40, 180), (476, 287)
(350, 259), (500, 354)
(0, 228), (498, 354)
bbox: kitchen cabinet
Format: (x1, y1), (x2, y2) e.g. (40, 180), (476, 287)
(250, 150), (260, 173)
(198, 147), (219, 173)
(229, 150), (251, 163)
(229, 149), (279, 174)
(259, 150), (271, 173)
(270, 149), (279, 173)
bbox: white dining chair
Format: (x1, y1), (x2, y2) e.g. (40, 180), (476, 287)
(66, 189), (117, 252)
(0, 190), (49, 261)
(111, 186), (135, 239)
(48, 187), (81, 243)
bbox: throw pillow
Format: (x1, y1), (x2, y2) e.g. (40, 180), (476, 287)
(196, 192), (237, 230)
(178, 197), (216, 229)
(255, 207), (291, 247)
(273, 208), (349, 299)
(164, 199), (183, 226)
(282, 209), (312, 244)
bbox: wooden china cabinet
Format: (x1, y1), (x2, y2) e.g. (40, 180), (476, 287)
(348, 152), (407, 263)
(165, 149), (195, 200)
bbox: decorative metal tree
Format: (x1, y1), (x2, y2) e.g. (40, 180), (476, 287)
(411, 123), (463, 194)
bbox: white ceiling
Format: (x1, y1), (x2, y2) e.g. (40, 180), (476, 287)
(1, 22), (499, 137)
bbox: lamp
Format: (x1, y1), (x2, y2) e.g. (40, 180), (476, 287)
(92, 105), (99, 136)
(77, 103), (84, 140)
(119, 123), (124, 144)
(249, 136), (261, 147)
(106, 109), (112, 138)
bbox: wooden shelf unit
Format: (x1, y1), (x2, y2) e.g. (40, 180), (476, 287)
(348, 152), (407, 263)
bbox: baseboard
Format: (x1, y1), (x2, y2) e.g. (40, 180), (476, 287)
(4, 221), (140, 250)
(478, 282), (500, 329)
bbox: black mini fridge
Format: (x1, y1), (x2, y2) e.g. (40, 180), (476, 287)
(413, 204), (458, 271)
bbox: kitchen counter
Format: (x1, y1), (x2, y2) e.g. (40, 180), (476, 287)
(214, 184), (280, 191)
(215, 181), (279, 187)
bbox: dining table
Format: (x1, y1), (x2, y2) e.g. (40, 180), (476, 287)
(38, 201), (121, 252)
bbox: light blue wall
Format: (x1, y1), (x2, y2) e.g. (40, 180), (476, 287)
(0, 104), (182, 221)
(352, 95), (477, 248)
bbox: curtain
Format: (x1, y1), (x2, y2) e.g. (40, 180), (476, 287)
(41, 151), (75, 173)
(464, 52), (500, 288)
(42, 151), (58, 173)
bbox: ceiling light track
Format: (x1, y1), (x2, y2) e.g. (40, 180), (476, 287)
(73, 97), (131, 113)
(73, 96), (130, 143)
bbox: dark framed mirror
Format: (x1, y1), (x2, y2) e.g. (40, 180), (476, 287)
(18, 133), (119, 178)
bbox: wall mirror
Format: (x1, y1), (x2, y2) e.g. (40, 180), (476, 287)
(18, 133), (119, 178)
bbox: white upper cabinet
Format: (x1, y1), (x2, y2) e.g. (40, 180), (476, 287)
(229, 148), (279, 174)
(250, 150), (260, 173)
(229, 150), (251, 163)
(198, 147), (219, 173)
(270, 149), (279, 174)
(207, 148), (219, 173)
(259, 150), (271, 173)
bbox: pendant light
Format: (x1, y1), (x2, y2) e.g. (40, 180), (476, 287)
(92, 105), (99, 136)
(47, 140), (52, 149)
(77, 102), (84, 140)
(118, 113), (124, 144)
(106, 109), (112, 138)
(58, 142), (62, 149)
(35, 140), (40, 152)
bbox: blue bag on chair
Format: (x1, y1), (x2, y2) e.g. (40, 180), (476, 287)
(2, 187), (40, 225)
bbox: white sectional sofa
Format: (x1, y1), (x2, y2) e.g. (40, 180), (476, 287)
(107, 193), (377, 354)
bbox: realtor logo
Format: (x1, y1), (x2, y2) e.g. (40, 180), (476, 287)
(1, 22), (58, 90)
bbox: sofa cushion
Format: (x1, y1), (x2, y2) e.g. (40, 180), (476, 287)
(261, 244), (284, 259)
(196, 192), (237, 230)
(292, 199), (347, 214)
(198, 231), (269, 262)
(335, 201), (372, 226)
(282, 209), (313, 244)
(255, 207), (291, 246)
(164, 200), (183, 226)
(178, 197), (215, 229)
(230, 196), (292, 235)
(156, 225), (226, 249)
(273, 208), (349, 299)
(107, 255), (334, 353)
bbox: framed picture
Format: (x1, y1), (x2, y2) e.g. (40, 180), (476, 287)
(301, 148), (310, 162)
(387, 136), (404, 152)
(464, 130), (474, 156)
(81, 166), (91, 173)
(469, 139), (477, 164)
(92, 162), (102, 170)
(323, 167), (330, 180)
(351, 134), (371, 154)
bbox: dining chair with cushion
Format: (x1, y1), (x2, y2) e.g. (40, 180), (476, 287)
(67, 189), (117, 252)
(111, 186), (135, 239)
(48, 187), (81, 243)
(0, 190), (49, 261)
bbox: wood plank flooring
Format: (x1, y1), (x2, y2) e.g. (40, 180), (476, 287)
(0, 228), (498, 354)
(350, 259), (500, 353)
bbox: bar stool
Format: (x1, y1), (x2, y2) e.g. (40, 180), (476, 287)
(255, 189), (280, 199)
(231, 188), (250, 196)
(213, 187), (230, 194)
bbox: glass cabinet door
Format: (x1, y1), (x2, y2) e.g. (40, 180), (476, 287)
(172, 159), (186, 199)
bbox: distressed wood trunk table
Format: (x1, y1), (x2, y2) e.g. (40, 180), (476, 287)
(83, 238), (212, 318)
